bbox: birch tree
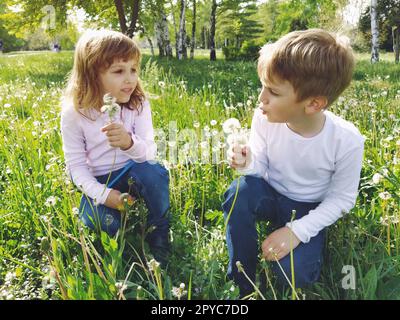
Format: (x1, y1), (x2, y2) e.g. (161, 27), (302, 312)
(209, 0), (217, 61)
(177, 0), (187, 59)
(370, 0), (379, 63)
(190, 0), (196, 59)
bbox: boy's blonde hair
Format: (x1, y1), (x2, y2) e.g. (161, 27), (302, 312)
(258, 29), (355, 107)
(64, 29), (145, 116)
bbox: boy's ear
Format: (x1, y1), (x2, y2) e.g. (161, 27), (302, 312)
(304, 96), (328, 114)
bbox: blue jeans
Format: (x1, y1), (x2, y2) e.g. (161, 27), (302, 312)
(79, 160), (170, 246)
(222, 175), (325, 296)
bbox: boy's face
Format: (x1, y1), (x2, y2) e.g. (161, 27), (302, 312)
(258, 78), (308, 123)
(99, 58), (138, 104)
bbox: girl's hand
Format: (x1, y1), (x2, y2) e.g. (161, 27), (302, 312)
(104, 189), (135, 210)
(101, 123), (133, 150)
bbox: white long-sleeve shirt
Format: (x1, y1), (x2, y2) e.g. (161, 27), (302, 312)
(60, 100), (157, 205)
(238, 108), (365, 243)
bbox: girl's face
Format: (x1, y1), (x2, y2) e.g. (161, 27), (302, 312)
(99, 58), (138, 104)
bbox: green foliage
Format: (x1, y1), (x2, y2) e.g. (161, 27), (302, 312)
(222, 40), (260, 61)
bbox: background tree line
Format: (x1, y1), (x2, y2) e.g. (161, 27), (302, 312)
(0, 0), (399, 63)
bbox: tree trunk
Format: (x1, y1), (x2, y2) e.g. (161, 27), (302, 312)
(114, 0), (127, 35)
(161, 11), (173, 57)
(127, 0), (140, 38)
(370, 0), (379, 63)
(147, 37), (155, 56)
(169, 0), (179, 58)
(155, 21), (165, 57)
(190, 0), (196, 59)
(210, 0), (217, 61)
(393, 26), (399, 64)
(201, 26), (205, 49)
(178, 0), (187, 60)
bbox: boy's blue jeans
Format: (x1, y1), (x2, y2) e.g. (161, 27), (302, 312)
(223, 175), (325, 296)
(78, 160), (170, 248)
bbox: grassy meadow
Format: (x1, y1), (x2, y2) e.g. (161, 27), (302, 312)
(0, 50), (399, 300)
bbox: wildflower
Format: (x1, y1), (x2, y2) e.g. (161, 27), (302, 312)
(72, 207), (79, 216)
(171, 283), (187, 300)
(380, 215), (400, 226)
(236, 261), (244, 273)
(147, 258), (160, 272)
(193, 121), (200, 128)
(200, 141), (208, 149)
(104, 214), (114, 226)
(5, 272), (16, 283)
(158, 81), (166, 88)
(372, 173), (383, 185)
(119, 193), (134, 206)
(4, 103), (11, 108)
(115, 282), (128, 293)
(101, 93), (121, 122)
(379, 192), (391, 200)
(205, 101), (211, 107)
(222, 118), (241, 134)
(210, 120), (217, 126)
(227, 130), (248, 147)
(45, 196), (58, 207)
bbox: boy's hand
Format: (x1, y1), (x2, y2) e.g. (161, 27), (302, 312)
(227, 145), (251, 169)
(101, 123), (133, 150)
(262, 227), (301, 261)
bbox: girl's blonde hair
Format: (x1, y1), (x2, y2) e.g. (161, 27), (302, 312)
(258, 29), (355, 108)
(64, 29), (145, 117)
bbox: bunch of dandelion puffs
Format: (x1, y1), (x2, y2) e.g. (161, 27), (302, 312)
(101, 93), (121, 123)
(222, 118), (250, 166)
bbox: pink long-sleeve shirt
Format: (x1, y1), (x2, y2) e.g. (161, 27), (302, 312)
(60, 100), (157, 205)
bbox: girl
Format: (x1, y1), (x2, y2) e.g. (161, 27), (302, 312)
(60, 30), (170, 265)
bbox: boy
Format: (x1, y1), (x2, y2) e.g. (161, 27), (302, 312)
(223, 29), (364, 297)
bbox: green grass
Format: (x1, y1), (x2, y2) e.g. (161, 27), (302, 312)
(0, 50), (399, 300)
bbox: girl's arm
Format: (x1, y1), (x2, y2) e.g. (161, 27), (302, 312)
(121, 100), (157, 162)
(60, 106), (113, 206)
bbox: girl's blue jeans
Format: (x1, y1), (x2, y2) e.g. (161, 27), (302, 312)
(78, 160), (170, 248)
(222, 175), (325, 296)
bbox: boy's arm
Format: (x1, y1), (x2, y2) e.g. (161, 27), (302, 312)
(286, 137), (365, 243)
(61, 108), (113, 206)
(236, 108), (269, 177)
(120, 100), (157, 162)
